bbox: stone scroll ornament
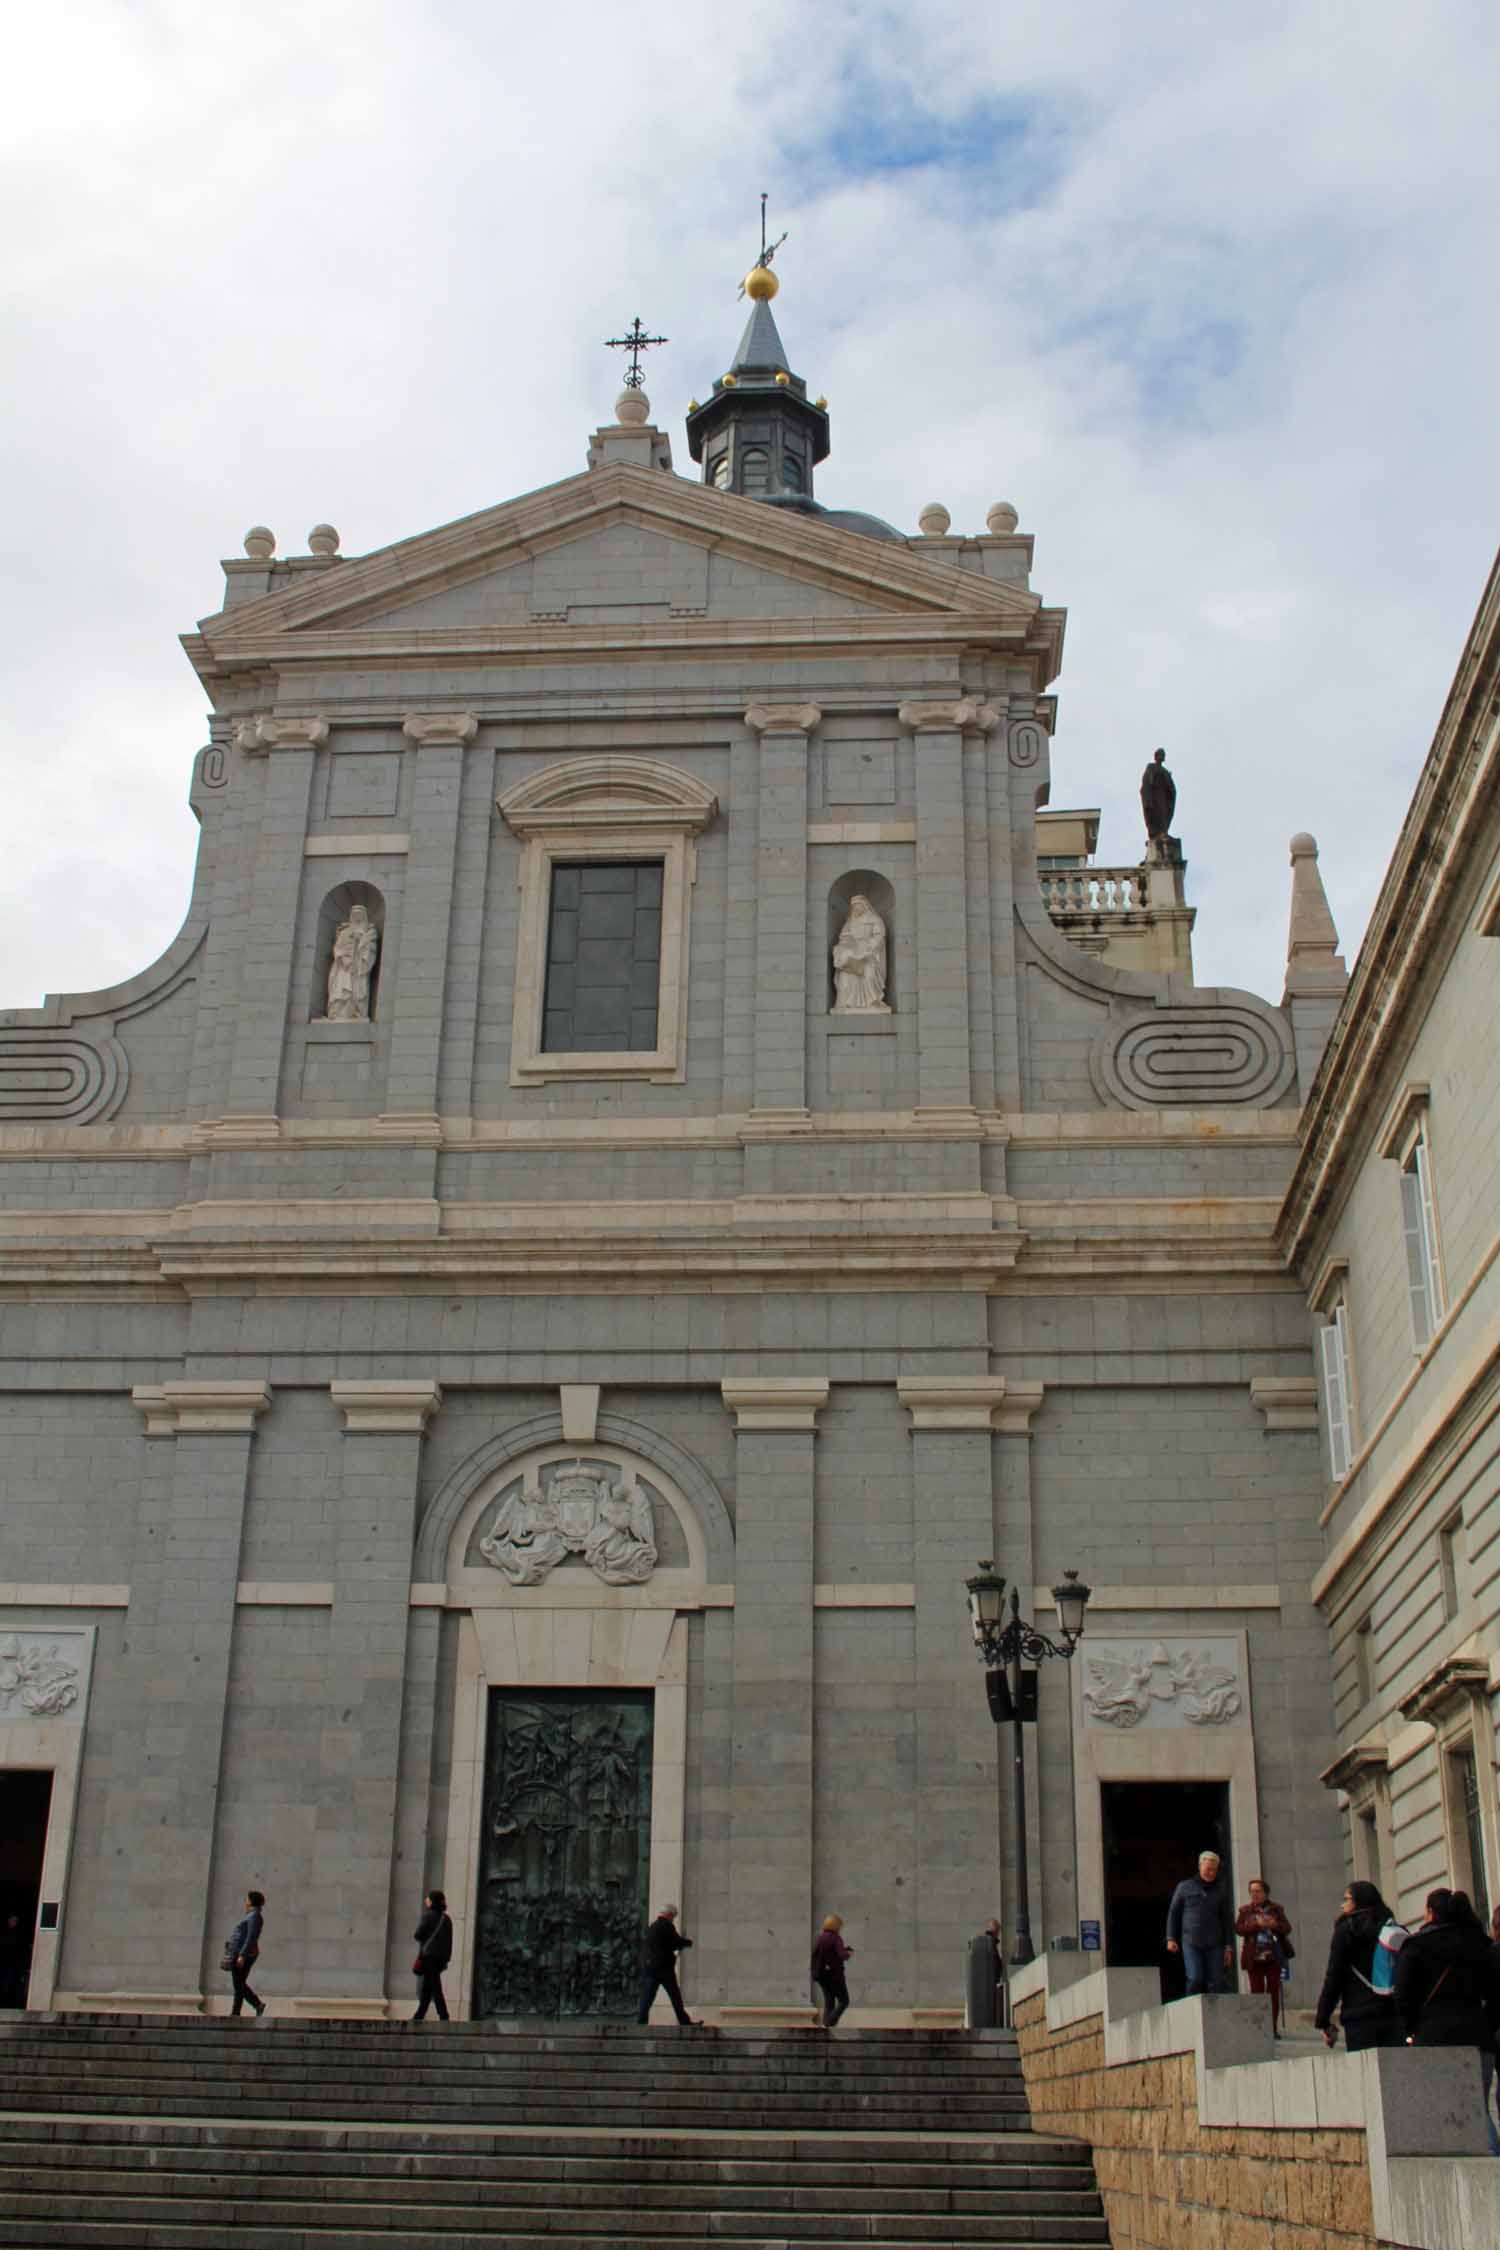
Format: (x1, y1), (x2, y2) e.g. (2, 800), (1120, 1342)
(1083, 1643), (1242, 1728)
(0, 1635), (81, 1719)
(480, 1462), (657, 1588)
(831, 895), (890, 1013)
(324, 905), (379, 1020)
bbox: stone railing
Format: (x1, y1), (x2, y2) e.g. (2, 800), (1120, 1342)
(1040, 866), (1146, 917)
(1008, 1954), (1498, 2250)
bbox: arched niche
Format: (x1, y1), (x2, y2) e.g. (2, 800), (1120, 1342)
(311, 881), (385, 1022)
(827, 868), (897, 1013)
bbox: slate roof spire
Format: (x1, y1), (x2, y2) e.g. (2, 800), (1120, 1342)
(684, 246), (830, 513)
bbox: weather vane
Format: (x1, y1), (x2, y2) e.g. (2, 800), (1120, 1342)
(738, 191), (787, 298)
(604, 315), (668, 390)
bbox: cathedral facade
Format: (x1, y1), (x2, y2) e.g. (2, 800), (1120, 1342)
(0, 277), (1345, 2020)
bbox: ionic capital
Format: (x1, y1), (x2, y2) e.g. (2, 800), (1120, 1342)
(402, 712), (479, 746)
(721, 1378), (830, 1432)
(131, 1380), (273, 1436)
(330, 1379), (443, 1434)
(233, 714), (330, 755)
(897, 698), (999, 735)
(744, 702), (822, 738)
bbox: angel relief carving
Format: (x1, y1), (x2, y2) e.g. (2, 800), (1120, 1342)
(1083, 1641), (1243, 1729)
(479, 1461), (658, 1588)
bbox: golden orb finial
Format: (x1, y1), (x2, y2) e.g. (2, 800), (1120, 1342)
(744, 263), (779, 301)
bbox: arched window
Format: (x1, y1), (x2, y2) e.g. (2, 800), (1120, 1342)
(740, 447), (770, 495)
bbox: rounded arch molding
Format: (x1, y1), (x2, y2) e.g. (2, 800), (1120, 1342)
(416, 1409), (735, 1582)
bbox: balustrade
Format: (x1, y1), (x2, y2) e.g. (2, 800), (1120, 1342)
(1039, 866), (1145, 916)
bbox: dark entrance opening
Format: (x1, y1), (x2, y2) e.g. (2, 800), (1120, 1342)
(0, 1770), (53, 2009)
(472, 1688), (653, 2019)
(1100, 1779), (1231, 1999)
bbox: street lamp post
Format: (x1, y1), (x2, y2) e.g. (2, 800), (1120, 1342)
(965, 1562), (1092, 1968)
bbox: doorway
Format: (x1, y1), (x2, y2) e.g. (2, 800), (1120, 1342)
(471, 1688), (653, 2019)
(0, 1770), (53, 2010)
(1100, 1779), (1231, 1996)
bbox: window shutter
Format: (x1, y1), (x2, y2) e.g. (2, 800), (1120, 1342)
(1413, 1138), (1444, 1326)
(1400, 1162), (1433, 1347)
(1319, 1315), (1351, 1481)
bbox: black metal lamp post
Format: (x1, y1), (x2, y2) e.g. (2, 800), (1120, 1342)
(965, 1561), (1092, 1967)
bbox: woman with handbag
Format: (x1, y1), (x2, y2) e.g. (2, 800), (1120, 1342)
(1235, 1877), (1293, 2037)
(1395, 1890), (1499, 2055)
(411, 1889), (453, 2023)
(225, 1890), (266, 2018)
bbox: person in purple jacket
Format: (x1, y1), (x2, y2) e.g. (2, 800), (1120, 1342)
(811, 1913), (852, 2028)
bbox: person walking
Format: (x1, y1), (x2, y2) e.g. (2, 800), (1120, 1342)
(1235, 1877), (1293, 2036)
(1165, 1851), (1234, 1996)
(411, 1889), (453, 2023)
(812, 1913), (852, 2028)
(637, 1904), (698, 2026)
(1395, 1889), (1500, 2153)
(226, 1890), (266, 2018)
(1314, 1880), (1403, 2050)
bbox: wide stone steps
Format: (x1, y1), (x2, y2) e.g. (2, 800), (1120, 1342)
(0, 2019), (1109, 2249)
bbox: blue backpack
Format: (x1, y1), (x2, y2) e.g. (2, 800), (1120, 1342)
(1368, 1919), (1407, 1994)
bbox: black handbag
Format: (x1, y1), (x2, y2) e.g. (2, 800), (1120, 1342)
(220, 1945), (236, 1971)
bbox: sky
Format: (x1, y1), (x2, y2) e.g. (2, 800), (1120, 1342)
(3, 0), (1498, 1011)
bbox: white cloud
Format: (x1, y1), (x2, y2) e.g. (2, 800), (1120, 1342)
(2, 0), (1497, 1009)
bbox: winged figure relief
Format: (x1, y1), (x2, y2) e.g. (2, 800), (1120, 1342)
(1169, 1648), (1243, 1726)
(1082, 1649), (1153, 1728)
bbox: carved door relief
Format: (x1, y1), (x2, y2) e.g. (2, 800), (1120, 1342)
(472, 1688), (653, 2019)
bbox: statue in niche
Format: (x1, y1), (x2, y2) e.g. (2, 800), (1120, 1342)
(1140, 748), (1181, 864)
(480, 1462), (657, 1588)
(831, 894), (890, 1013)
(324, 903), (379, 1020)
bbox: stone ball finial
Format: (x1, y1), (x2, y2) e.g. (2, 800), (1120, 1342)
(307, 523), (340, 557)
(986, 501), (1020, 535)
(243, 526), (276, 560)
(918, 502), (951, 537)
(1289, 832), (1319, 858)
(615, 387), (650, 425)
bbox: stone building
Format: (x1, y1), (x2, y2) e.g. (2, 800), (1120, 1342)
(1282, 550), (1500, 1923)
(0, 266), (1346, 2021)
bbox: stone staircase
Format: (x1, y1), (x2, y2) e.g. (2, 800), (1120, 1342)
(0, 2014), (1110, 2248)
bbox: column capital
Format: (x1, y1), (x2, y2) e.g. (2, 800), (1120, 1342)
(402, 711), (479, 746)
(131, 1381), (273, 1436)
(896, 1376), (1045, 1434)
(897, 698), (999, 735)
(1249, 1375), (1319, 1432)
(233, 714), (330, 755)
(721, 1379), (830, 1432)
(330, 1379), (443, 1434)
(744, 702), (822, 738)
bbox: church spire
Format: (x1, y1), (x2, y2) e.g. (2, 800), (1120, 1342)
(685, 211), (829, 510)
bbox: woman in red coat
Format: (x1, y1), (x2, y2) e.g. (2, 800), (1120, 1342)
(1235, 1877), (1293, 2036)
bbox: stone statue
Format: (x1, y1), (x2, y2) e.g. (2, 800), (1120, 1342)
(325, 904), (378, 1020)
(831, 894), (890, 1013)
(1140, 748), (1176, 848)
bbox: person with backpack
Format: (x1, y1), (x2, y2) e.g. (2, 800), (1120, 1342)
(1314, 1880), (1405, 2049)
(410, 1889), (453, 2023)
(1394, 1889), (1500, 2146)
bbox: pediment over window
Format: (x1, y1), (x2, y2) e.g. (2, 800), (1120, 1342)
(497, 756), (718, 839)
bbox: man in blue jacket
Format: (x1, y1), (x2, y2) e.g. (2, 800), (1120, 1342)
(1165, 1851), (1235, 1996)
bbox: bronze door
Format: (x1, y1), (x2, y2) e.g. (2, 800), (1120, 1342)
(472, 1688), (654, 2019)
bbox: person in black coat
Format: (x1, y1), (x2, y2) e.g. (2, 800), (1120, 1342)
(227, 1890), (266, 2019)
(637, 1904), (698, 2026)
(1315, 1880), (1403, 2050)
(411, 1889), (453, 2023)
(1395, 1889), (1500, 2053)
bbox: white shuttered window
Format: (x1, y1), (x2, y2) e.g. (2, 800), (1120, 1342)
(1318, 1301), (1355, 1481)
(1399, 1134), (1445, 1349)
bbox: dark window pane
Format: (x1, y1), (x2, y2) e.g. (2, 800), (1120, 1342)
(579, 891), (636, 940)
(580, 864), (637, 892)
(551, 866), (580, 911)
(630, 958), (660, 1007)
(630, 1006), (660, 1050)
(634, 909), (661, 959)
(576, 939), (631, 987)
(549, 911), (577, 964)
(635, 865), (663, 907)
(542, 860), (666, 1054)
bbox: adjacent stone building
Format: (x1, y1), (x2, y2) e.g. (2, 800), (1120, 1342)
(0, 269), (1348, 2021)
(1283, 551), (1500, 1924)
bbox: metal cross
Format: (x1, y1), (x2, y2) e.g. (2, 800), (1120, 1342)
(739, 191), (788, 297)
(604, 316), (668, 390)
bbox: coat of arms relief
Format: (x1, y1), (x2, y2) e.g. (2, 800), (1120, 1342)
(479, 1460), (658, 1588)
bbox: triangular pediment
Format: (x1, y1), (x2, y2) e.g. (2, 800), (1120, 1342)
(193, 464), (1045, 651)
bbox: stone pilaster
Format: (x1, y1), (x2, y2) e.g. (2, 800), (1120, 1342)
(744, 704), (821, 1118)
(220, 716), (328, 1131)
(117, 1382), (272, 1997)
(722, 1377), (828, 2000)
(899, 699), (997, 1115)
(309, 1379), (443, 2006)
(897, 1377), (1011, 1994)
(376, 714), (477, 1136)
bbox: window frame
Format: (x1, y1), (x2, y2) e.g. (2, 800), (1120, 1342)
(1311, 1253), (1356, 1484)
(1378, 1081), (1446, 1351)
(497, 756), (717, 1087)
